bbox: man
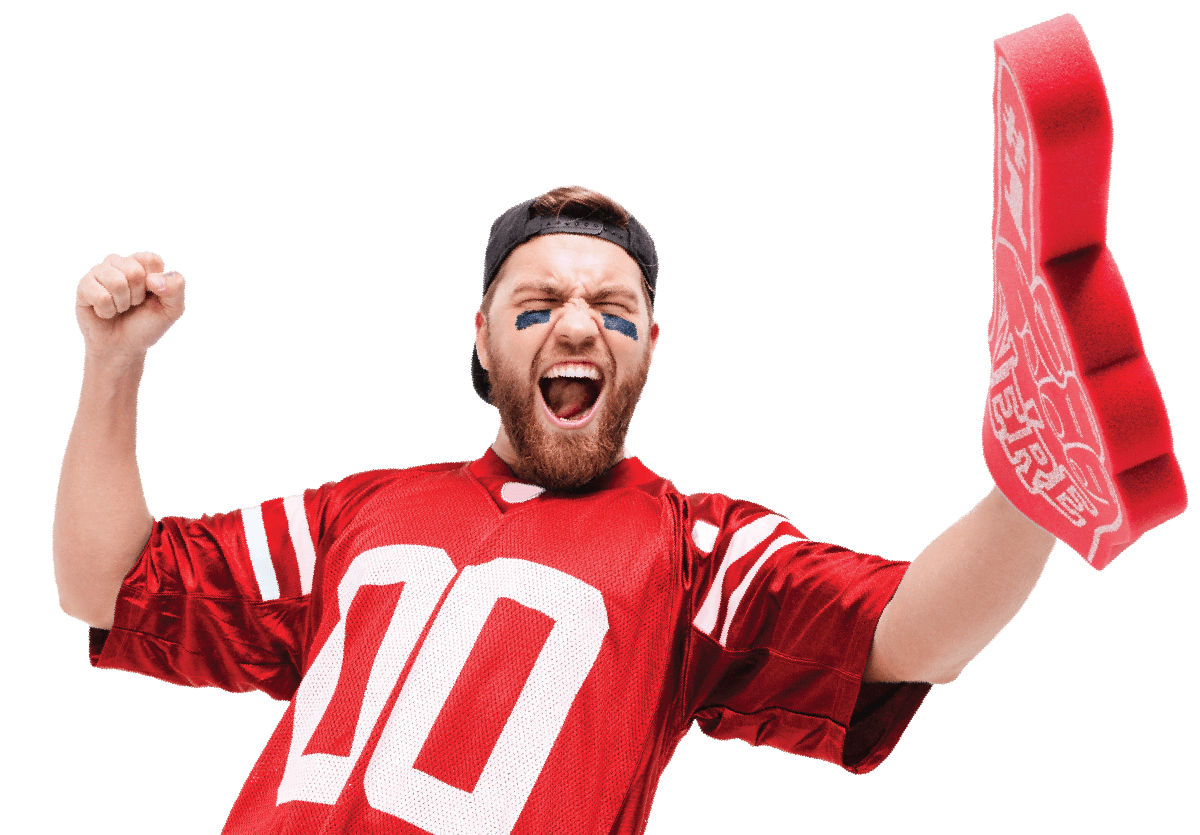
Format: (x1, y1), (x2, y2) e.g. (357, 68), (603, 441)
(55, 186), (1056, 834)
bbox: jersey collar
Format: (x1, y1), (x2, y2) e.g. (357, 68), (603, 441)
(467, 448), (670, 509)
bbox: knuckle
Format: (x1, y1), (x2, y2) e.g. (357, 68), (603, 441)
(122, 257), (147, 279)
(95, 298), (116, 319)
(94, 265), (114, 284)
(91, 268), (124, 311)
(100, 265), (128, 288)
(133, 251), (166, 274)
(77, 269), (120, 318)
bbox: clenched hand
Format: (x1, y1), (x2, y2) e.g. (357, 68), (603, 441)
(76, 252), (185, 360)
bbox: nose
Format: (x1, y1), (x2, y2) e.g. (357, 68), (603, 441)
(554, 298), (600, 347)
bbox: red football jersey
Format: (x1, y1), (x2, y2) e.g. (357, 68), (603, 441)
(91, 450), (929, 834)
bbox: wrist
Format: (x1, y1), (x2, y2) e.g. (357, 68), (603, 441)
(83, 348), (147, 378)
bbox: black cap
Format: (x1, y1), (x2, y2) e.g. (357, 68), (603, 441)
(472, 198), (658, 404)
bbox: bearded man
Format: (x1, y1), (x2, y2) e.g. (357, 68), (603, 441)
(55, 186), (1058, 834)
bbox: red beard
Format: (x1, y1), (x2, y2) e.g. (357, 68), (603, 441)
(487, 340), (651, 491)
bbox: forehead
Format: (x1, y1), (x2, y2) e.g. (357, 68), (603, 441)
(491, 233), (644, 301)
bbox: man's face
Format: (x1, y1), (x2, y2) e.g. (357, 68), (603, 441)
(475, 233), (659, 490)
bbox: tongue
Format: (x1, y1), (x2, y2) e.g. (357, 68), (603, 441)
(546, 378), (591, 420)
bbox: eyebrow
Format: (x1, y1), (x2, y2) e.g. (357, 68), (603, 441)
(506, 280), (643, 307)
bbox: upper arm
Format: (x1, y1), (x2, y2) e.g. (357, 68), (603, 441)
(864, 602), (902, 681)
(67, 602), (113, 628)
(73, 607), (116, 632)
(864, 599), (945, 686)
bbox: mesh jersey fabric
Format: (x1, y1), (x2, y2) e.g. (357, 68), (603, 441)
(90, 450), (931, 835)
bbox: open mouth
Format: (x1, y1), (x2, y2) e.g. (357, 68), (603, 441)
(539, 362), (604, 426)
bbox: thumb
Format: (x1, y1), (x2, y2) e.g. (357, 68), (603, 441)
(147, 270), (186, 317)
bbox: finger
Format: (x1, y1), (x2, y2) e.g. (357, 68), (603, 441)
(131, 251), (165, 276)
(103, 253), (149, 307)
(93, 263), (132, 313)
(77, 270), (117, 319)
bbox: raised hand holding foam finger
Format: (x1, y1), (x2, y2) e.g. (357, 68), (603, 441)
(985, 15), (1187, 568)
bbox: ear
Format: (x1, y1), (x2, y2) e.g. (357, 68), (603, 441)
(475, 310), (491, 371)
(649, 322), (660, 358)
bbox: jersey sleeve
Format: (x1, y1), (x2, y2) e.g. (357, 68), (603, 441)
(89, 470), (398, 701)
(680, 493), (930, 774)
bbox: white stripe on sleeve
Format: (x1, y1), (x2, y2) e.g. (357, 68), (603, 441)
(283, 493), (317, 595)
(692, 514), (785, 636)
(719, 534), (803, 647)
(241, 503), (281, 601)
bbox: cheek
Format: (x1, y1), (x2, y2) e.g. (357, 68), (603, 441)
(609, 336), (651, 374)
(492, 327), (543, 369)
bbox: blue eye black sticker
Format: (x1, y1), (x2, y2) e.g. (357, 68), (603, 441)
(602, 313), (638, 340)
(516, 308), (637, 340)
(516, 309), (552, 328)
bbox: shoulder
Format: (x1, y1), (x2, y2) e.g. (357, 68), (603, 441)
(306, 461), (473, 522)
(680, 491), (805, 550)
(324, 461), (468, 493)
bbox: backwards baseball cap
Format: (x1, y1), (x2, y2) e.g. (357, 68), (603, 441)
(471, 195), (659, 404)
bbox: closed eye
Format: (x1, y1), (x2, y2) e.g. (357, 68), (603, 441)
(530, 301), (633, 311)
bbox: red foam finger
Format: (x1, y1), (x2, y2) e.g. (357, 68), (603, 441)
(984, 14), (1186, 569)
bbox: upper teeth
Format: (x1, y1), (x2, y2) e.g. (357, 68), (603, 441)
(543, 363), (600, 380)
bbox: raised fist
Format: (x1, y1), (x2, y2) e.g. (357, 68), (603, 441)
(76, 252), (186, 360)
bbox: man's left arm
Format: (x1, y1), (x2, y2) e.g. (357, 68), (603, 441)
(864, 488), (1056, 684)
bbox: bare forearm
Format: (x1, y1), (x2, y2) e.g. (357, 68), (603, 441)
(53, 353), (154, 628)
(866, 488), (1056, 684)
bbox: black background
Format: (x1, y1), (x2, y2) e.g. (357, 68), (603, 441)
(32, 8), (1185, 835)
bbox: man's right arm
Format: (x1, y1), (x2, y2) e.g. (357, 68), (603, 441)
(53, 252), (186, 629)
(54, 351), (153, 629)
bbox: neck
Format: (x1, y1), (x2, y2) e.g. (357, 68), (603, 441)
(490, 425), (627, 478)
